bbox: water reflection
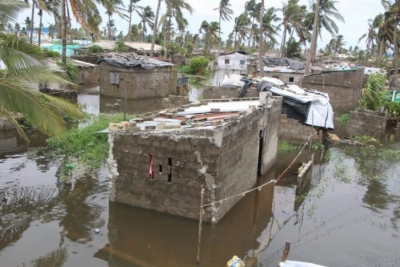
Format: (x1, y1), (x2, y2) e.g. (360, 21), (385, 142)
(95, 170), (275, 267)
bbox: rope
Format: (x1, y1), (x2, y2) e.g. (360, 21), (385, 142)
(274, 135), (313, 184)
(200, 135), (312, 208)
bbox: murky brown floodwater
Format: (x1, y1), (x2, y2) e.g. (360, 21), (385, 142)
(1, 75), (400, 266)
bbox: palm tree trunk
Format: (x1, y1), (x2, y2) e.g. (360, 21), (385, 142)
(259, 0), (264, 77)
(394, 17), (399, 73)
(305, 0), (320, 74)
(108, 14), (111, 40)
(280, 22), (287, 58)
(218, 12), (222, 55)
(128, 7), (132, 40)
(234, 31), (237, 51)
(29, 0), (35, 44)
(61, 0), (67, 70)
(378, 39), (384, 67)
(38, 10), (42, 46)
(364, 42), (370, 66)
(151, 0), (162, 57)
(164, 5), (172, 58)
(143, 21), (145, 42)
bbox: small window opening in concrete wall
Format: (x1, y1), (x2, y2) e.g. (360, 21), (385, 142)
(225, 59), (230, 64)
(168, 158), (172, 182)
(149, 155), (155, 179)
(289, 77), (294, 82)
(159, 165), (163, 174)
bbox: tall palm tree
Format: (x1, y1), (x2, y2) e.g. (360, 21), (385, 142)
(29, 0), (35, 44)
(261, 7), (281, 47)
(150, 0), (162, 56)
(162, 0), (194, 58)
(233, 13), (250, 51)
(214, 0), (233, 53)
(385, 0), (400, 72)
(244, 0), (257, 48)
(359, 18), (379, 65)
(199, 21), (220, 56)
(334, 34), (345, 54)
(305, 0), (320, 74)
(279, 0), (307, 58)
(138, 5), (154, 42)
(0, 1), (83, 139)
(305, 0), (344, 62)
(127, 0), (140, 41)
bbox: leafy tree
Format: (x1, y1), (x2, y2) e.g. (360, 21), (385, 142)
(285, 37), (301, 58)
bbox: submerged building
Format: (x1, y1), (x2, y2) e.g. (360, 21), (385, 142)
(107, 94), (282, 223)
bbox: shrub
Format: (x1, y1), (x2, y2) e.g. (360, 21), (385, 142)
(88, 45), (104, 53)
(56, 59), (79, 81)
(42, 48), (60, 58)
(179, 56), (210, 76)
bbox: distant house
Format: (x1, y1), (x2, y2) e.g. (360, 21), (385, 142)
(260, 58), (306, 85)
(217, 51), (252, 71)
(98, 53), (178, 100)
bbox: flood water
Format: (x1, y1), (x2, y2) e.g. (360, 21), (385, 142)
(1, 74), (400, 267)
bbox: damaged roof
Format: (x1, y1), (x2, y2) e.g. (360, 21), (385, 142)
(97, 53), (174, 70)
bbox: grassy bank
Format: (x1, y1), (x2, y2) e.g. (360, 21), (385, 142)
(47, 113), (135, 168)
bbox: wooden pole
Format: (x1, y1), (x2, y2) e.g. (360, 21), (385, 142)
(196, 188), (205, 264)
(280, 241), (291, 262)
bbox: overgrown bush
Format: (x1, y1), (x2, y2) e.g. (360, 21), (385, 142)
(47, 114), (135, 168)
(359, 73), (400, 117)
(56, 59), (79, 81)
(88, 45), (104, 53)
(179, 56), (210, 75)
(115, 40), (127, 52)
(42, 48), (60, 58)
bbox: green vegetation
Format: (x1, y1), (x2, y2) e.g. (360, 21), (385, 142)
(56, 59), (79, 81)
(42, 48), (60, 58)
(355, 135), (379, 143)
(179, 56), (210, 76)
(358, 73), (400, 117)
(335, 113), (350, 124)
(278, 141), (299, 154)
(47, 114), (135, 168)
(88, 45), (104, 53)
(115, 40), (128, 52)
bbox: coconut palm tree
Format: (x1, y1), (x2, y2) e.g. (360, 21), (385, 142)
(138, 5), (154, 42)
(233, 13), (250, 50)
(279, 0), (307, 57)
(334, 34), (346, 54)
(385, 0), (400, 72)
(199, 21), (220, 56)
(244, 0), (257, 48)
(162, 0), (194, 58)
(214, 0), (233, 53)
(305, 0), (320, 74)
(127, 0), (141, 41)
(0, 0), (83, 139)
(304, 0), (344, 65)
(261, 7), (281, 47)
(359, 18), (379, 65)
(150, 0), (162, 56)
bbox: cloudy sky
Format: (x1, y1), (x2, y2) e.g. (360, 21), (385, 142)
(19, 0), (385, 49)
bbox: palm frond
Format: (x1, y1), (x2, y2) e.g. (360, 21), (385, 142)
(0, 0), (29, 24)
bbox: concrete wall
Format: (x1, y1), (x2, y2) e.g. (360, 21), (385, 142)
(301, 68), (364, 112)
(40, 88), (78, 101)
(389, 74), (400, 90)
(71, 55), (99, 65)
(75, 66), (99, 85)
(108, 111), (263, 223)
(203, 86), (258, 99)
(263, 72), (302, 85)
(99, 62), (178, 100)
(259, 95), (283, 175)
(346, 109), (387, 139)
(279, 114), (323, 144)
(161, 95), (190, 109)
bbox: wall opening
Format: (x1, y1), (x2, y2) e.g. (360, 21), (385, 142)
(257, 130), (264, 175)
(159, 165), (163, 174)
(289, 77), (294, 82)
(168, 157), (172, 182)
(225, 59), (230, 64)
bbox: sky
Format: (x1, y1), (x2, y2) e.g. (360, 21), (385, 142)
(18, 0), (386, 49)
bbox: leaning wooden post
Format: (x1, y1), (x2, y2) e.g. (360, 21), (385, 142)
(280, 241), (291, 262)
(196, 188), (205, 264)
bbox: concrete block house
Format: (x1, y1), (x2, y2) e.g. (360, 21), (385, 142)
(107, 94), (282, 223)
(98, 54), (178, 100)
